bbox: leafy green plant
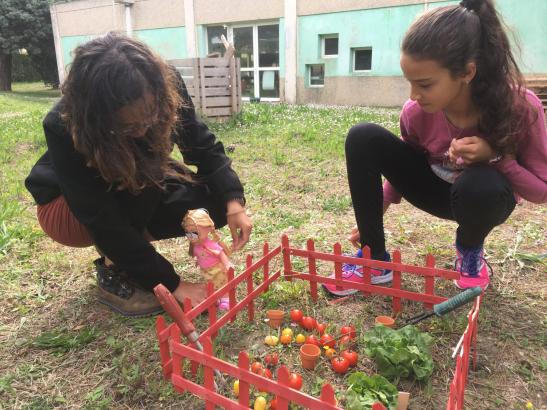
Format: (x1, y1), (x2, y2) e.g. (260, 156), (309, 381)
(362, 325), (434, 382)
(345, 372), (398, 410)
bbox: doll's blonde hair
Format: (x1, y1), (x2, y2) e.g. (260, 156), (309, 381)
(182, 209), (231, 256)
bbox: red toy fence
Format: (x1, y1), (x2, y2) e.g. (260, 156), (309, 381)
(155, 235), (481, 409)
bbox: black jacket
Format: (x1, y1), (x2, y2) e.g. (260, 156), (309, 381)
(25, 77), (244, 292)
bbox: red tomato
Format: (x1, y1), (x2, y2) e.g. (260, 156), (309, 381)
(339, 335), (353, 348)
(340, 325), (357, 339)
(264, 353), (279, 367)
(288, 372), (303, 390)
(251, 361), (263, 374)
(270, 398), (278, 410)
(341, 349), (359, 367)
(331, 356), (350, 374)
(320, 334), (336, 348)
(290, 309), (303, 323)
(315, 322), (327, 335)
(305, 334), (320, 346)
(301, 316), (316, 330)
(262, 368), (273, 379)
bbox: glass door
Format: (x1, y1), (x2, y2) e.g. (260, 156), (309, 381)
(227, 23), (280, 101)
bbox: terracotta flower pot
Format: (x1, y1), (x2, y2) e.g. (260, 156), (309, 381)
(300, 343), (321, 370)
(266, 310), (285, 328)
(375, 315), (396, 328)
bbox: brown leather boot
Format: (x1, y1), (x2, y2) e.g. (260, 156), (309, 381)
(94, 258), (163, 317)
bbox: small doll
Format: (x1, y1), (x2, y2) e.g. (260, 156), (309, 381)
(182, 208), (232, 310)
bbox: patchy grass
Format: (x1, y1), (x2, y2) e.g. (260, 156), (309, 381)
(0, 83), (545, 409)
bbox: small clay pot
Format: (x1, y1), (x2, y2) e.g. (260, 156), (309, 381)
(266, 310), (285, 328)
(375, 315), (396, 328)
(300, 343), (321, 370)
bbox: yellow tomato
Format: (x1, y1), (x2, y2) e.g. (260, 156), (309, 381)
(254, 396), (267, 410)
(264, 335), (279, 346)
(233, 380), (239, 397)
(325, 347), (337, 359)
(295, 333), (306, 344)
(281, 328), (293, 337)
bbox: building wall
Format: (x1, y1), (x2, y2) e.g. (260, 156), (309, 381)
(50, 0), (547, 106)
(194, 0), (284, 25)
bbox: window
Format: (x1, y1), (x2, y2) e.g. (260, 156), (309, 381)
(206, 26), (228, 56)
(308, 64), (324, 87)
(353, 48), (372, 71)
(321, 35), (338, 58)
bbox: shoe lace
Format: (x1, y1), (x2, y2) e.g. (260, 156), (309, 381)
(456, 248), (494, 277)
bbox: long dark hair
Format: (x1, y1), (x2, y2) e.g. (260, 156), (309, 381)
(61, 32), (187, 193)
(402, 0), (530, 155)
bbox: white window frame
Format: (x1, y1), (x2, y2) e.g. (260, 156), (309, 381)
(223, 22), (280, 102)
(352, 47), (373, 73)
(307, 64), (325, 88)
(321, 35), (339, 59)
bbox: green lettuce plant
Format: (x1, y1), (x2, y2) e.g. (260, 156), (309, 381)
(362, 324), (434, 382)
(345, 372), (398, 410)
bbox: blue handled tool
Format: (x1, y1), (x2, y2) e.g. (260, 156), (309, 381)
(405, 286), (482, 325)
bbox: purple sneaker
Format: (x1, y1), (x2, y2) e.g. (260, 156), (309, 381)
(454, 244), (492, 290)
(323, 250), (392, 296)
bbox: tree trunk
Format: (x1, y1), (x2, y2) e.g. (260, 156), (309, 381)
(0, 54), (13, 91)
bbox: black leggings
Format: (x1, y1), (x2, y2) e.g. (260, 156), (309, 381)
(345, 123), (516, 259)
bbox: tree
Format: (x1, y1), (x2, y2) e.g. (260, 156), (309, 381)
(0, 0), (59, 91)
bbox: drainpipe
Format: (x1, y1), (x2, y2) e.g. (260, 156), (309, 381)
(122, 0), (134, 37)
(284, 0), (297, 104)
(183, 0), (198, 58)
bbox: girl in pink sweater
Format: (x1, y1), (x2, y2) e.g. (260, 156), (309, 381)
(324, 0), (546, 294)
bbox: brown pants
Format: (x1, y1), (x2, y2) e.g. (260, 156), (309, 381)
(37, 196), (94, 247)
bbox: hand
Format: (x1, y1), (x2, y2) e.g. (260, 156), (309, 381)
(173, 281), (207, 306)
(226, 200), (252, 251)
(448, 136), (495, 165)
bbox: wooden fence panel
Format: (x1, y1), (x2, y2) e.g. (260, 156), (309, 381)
(168, 56), (241, 121)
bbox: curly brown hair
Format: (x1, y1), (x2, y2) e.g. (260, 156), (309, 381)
(402, 0), (534, 155)
(61, 32), (188, 193)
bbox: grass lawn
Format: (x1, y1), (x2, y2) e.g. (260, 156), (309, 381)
(0, 82), (545, 410)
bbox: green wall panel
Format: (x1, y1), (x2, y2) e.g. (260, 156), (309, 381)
(61, 34), (93, 68)
(298, 5), (425, 77)
(298, 0), (547, 78)
(134, 27), (187, 60)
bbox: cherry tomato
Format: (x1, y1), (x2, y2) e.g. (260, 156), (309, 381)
(305, 334), (320, 346)
(233, 379), (239, 396)
(320, 334), (336, 348)
(315, 322), (327, 335)
(254, 396), (267, 410)
(288, 372), (303, 390)
(280, 333), (292, 345)
(251, 361), (263, 374)
(262, 368), (273, 379)
(339, 335), (352, 348)
(270, 398), (278, 410)
(340, 325), (357, 339)
(341, 349), (359, 367)
(301, 316), (316, 331)
(264, 353), (279, 367)
(281, 328), (293, 338)
(264, 335), (279, 346)
(295, 333), (306, 344)
(290, 309), (303, 323)
(331, 356), (350, 374)
(324, 347), (337, 359)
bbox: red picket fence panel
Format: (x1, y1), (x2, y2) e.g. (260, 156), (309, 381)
(155, 235), (481, 409)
